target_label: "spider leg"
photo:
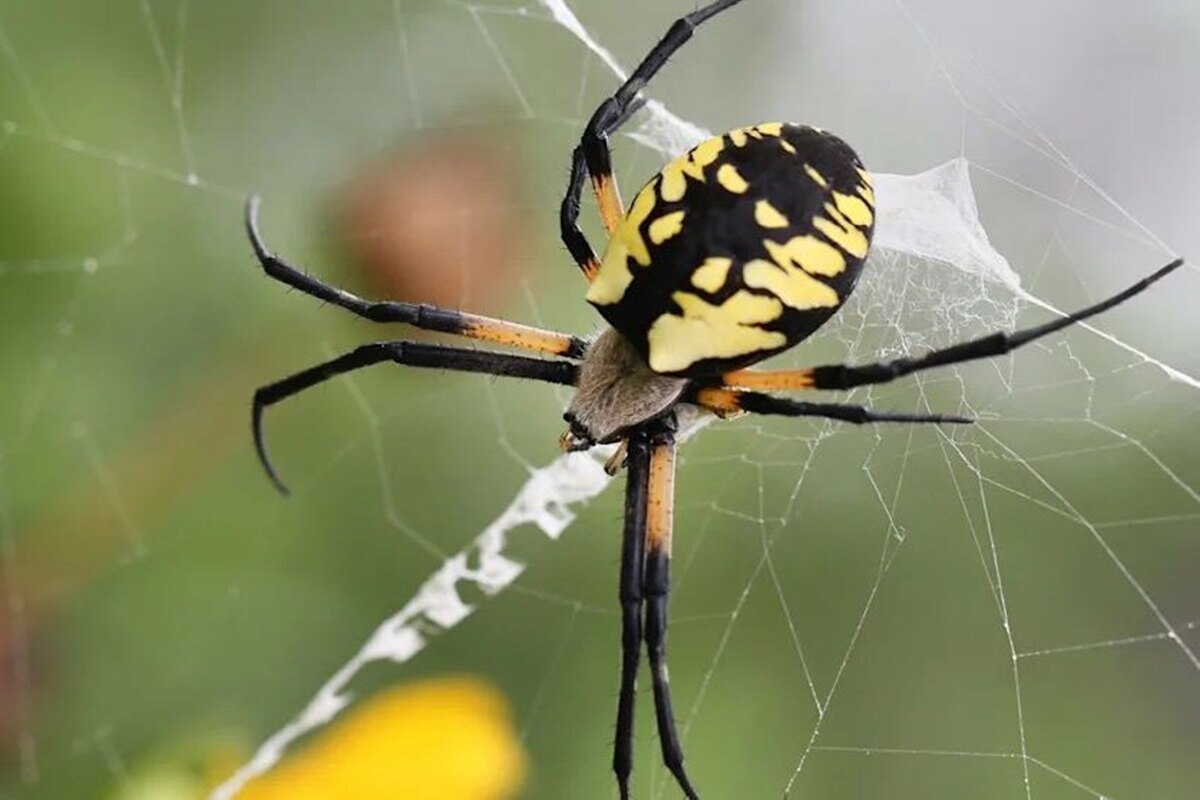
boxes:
[640,416,698,800]
[560,0,749,282]
[247,197,587,359]
[614,427,650,800]
[253,341,576,494]
[559,147,604,282]
[614,415,697,800]
[693,388,973,426]
[604,438,630,475]
[721,257,1185,392]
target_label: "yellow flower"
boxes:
[238,676,526,800]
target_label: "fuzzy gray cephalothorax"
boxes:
[561,328,689,450]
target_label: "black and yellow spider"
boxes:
[248,0,1184,796]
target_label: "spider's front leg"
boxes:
[616,415,697,800]
[614,428,650,798]
[559,0,751,283]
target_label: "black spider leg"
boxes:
[253,341,576,494]
[559,0,749,279]
[247,196,588,359]
[808,258,1185,392]
[615,416,698,800]
[693,388,974,426]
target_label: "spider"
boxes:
[247,0,1184,796]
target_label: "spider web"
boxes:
[1,1,1197,798]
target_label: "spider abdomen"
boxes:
[587,123,874,377]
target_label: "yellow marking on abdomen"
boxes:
[803,164,829,189]
[659,166,689,203]
[856,168,875,204]
[755,200,789,229]
[587,239,634,306]
[692,136,725,167]
[716,163,749,194]
[814,206,870,258]
[659,135,726,202]
[618,184,658,265]
[588,184,658,305]
[743,259,840,310]
[833,191,873,227]
[675,289,782,323]
[691,257,733,293]
[764,235,847,277]
[648,211,686,244]
[647,291,786,373]
[755,122,783,136]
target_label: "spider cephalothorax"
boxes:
[561,328,688,451]
[248,1,1184,797]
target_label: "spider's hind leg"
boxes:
[614,427,650,798]
[641,417,698,799]
[614,416,698,800]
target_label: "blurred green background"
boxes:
[1,0,1198,798]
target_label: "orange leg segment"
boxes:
[591,172,626,235]
[459,316,586,358]
[720,368,815,392]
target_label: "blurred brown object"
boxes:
[341,130,531,312]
